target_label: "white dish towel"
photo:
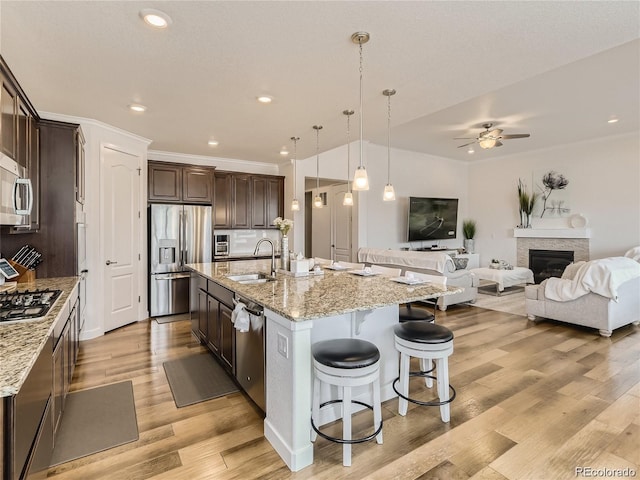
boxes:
[231,301,250,332]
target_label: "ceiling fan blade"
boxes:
[501,133,530,139]
[494,140,504,147]
[488,129,503,137]
[457,141,477,148]
[453,137,476,140]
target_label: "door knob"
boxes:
[106,260,118,265]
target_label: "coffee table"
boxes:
[470,267,534,296]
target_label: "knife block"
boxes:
[8,259,36,285]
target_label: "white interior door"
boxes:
[310,187,331,260]
[331,184,352,262]
[102,146,140,332]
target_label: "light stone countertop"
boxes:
[0,277,79,397]
[186,260,461,321]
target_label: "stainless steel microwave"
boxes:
[0,154,33,226]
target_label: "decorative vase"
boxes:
[280,234,289,270]
[464,238,475,253]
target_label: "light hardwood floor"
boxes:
[47,305,640,479]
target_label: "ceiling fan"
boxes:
[456,123,530,149]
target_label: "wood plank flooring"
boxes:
[47,305,640,479]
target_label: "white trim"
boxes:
[39,111,152,145]
[513,228,591,239]
[148,150,279,175]
[264,420,314,472]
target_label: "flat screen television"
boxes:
[407,197,459,242]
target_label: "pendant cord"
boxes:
[387,94,391,184]
[358,41,364,169]
[347,114,351,193]
[316,128,320,190]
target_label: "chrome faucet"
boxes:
[254,238,276,278]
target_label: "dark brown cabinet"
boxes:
[206,296,220,354]
[214,171,284,229]
[251,176,284,228]
[75,128,85,205]
[219,303,234,371]
[1,120,83,276]
[148,161,213,204]
[0,73,18,161]
[197,288,208,344]
[232,174,251,228]
[213,172,232,228]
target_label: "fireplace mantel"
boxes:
[512,228,591,239]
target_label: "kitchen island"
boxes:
[187,260,460,471]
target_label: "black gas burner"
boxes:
[0,289,62,323]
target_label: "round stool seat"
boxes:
[312,338,380,369]
[399,304,435,323]
[394,322,453,344]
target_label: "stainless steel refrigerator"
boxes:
[149,204,212,317]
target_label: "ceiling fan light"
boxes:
[383,184,396,201]
[343,192,354,206]
[353,166,369,191]
[479,137,497,149]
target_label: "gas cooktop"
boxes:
[0,289,62,323]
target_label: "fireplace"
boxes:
[529,249,574,284]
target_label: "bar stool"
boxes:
[398,271,446,323]
[310,338,383,467]
[393,321,456,422]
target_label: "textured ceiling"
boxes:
[1,1,638,164]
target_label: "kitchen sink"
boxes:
[226,273,275,284]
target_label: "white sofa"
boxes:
[525,253,640,337]
[357,248,478,310]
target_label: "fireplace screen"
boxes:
[529,249,574,284]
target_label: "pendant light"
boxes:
[343,109,355,206]
[382,88,396,201]
[313,125,323,209]
[351,32,370,191]
[290,136,300,211]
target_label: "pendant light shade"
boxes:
[351,32,370,192]
[290,136,300,211]
[343,109,355,206]
[383,88,396,202]
[313,125,323,209]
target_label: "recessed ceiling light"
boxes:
[257,95,273,104]
[280,148,289,155]
[129,103,147,112]
[607,117,619,124]
[139,9,172,29]
[208,140,219,146]
[467,146,475,154]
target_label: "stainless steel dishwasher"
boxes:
[234,295,265,412]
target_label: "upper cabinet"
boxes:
[0,74,18,161]
[75,128,85,205]
[148,161,213,204]
[214,171,283,229]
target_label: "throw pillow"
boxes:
[452,257,469,270]
[561,261,586,280]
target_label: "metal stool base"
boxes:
[311,399,383,444]
[392,370,456,407]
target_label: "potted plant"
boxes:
[462,219,476,253]
[517,179,537,228]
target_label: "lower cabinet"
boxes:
[190,276,235,375]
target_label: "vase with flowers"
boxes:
[273,217,293,270]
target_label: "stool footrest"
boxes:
[311,399,383,445]
[393,373,457,407]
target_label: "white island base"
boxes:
[264,305,400,471]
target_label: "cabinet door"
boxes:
[219,303,234,373]
[183,167,212,204]
[28,119,40,230]
[231,174,251,228]
[17,100,29,169]
[75,128,85,205]
[0,74,17,160]
[250,176,268,228]
[148,163,182,202]
[52,336,65,435]
[266,177,284,226]
[207,296,221,353]
[213,173,232,228]
[197,289,208,343]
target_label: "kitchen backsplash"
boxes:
[217,229,282,255]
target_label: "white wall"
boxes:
[468,132,640,265]
[289,140,470,257]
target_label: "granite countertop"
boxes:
[186,260,461,322]
[0,277,79,397]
